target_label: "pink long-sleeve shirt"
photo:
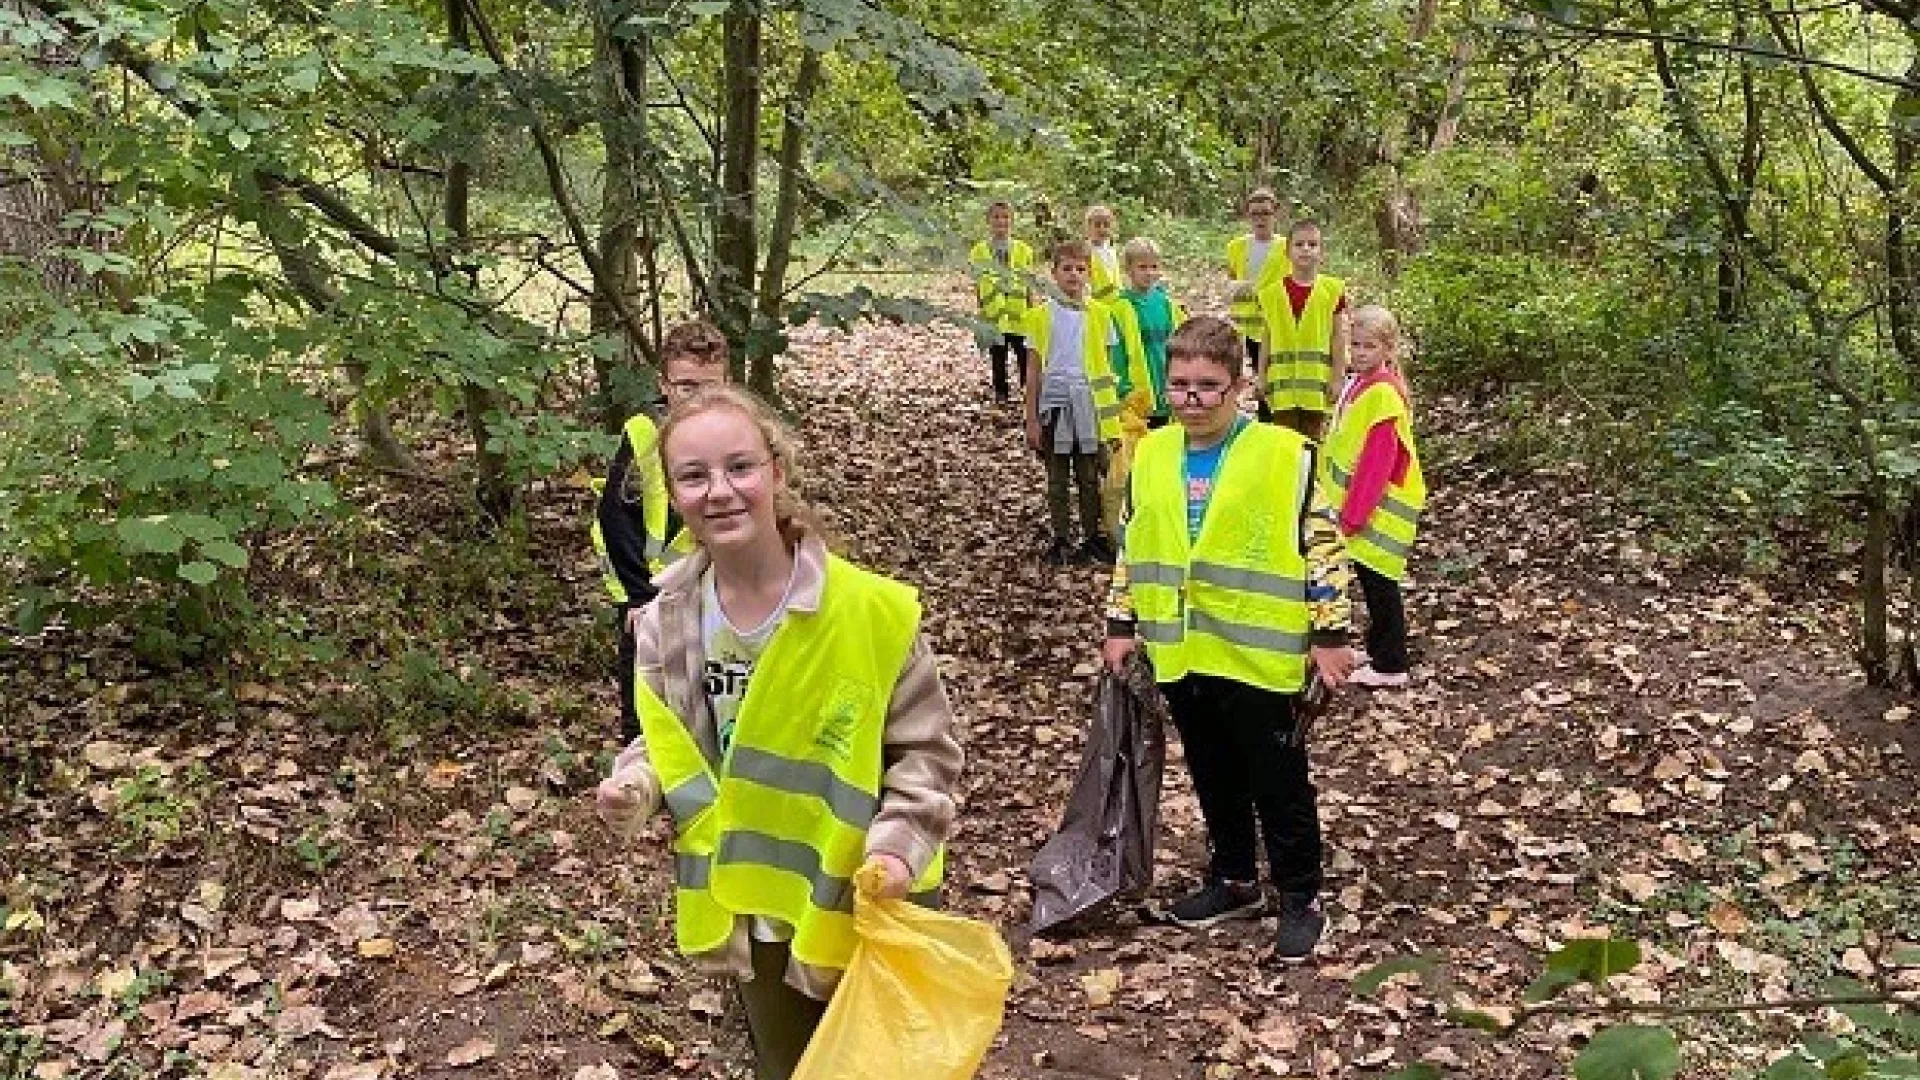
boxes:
[1335,369,1413,537]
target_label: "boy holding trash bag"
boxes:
[596,387,967,1078]
[1100,314,1357,963]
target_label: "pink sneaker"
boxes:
[1348,664,1410,689]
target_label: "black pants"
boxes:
[739,940,829,1080]
[989,333,1029,401]
[1355,562,1409,674]
[1164,674,1322,899]
[615,606,639,743]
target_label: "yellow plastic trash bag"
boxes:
[790,864,1015,1080]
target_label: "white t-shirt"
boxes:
[700,565,796,757]
[1246,238,1273,281]
[700,564,798,944]
[1092,243,1120,285]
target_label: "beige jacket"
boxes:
[609,533,964,998]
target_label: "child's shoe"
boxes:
[1079,534,1117,565]
[1168,878,1266,929]
[1042,538,1075,567]
[1347,664,1410,689]
[1271,894,1327,962]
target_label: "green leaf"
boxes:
[176,561,218,586]
[1522,968,1582,1003]
[1573,1025,1681,1080]
[1762,1053,1824,1080]
[1826,1054,1869,1080]
[1545,937,1643,986]
[1444,1008,1510,1033]
[1354,954,1437,997]
[228,127,251,151]
[1871,1058,1920,1077]
[1381,1065,1442,1080]
[200,539,249,569]
[117,517,184,556]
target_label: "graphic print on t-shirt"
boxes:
[704,627,760,756]
[700,567,791,757]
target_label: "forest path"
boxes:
[4,287,1916,1080]
[777,292,1919,1078]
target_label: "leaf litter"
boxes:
[2,281,1917,1078]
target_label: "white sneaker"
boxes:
[1348,664,1410,689]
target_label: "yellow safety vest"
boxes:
[1258,275,1344,414]
[590,414,685,603]
[1089,245,1122,304]
[1125,423,1314,693]
[1323,378,1426,581]
[635,556,945,972]
[1226,234,1291,341]
[1023,301,1124,443]
[1110,292,1189,416]
[968,239,1036,335]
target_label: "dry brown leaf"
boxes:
[445,1038,496,1067]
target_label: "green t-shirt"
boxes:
[1123,285,1176,414]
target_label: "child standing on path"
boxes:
[968,200,1036,404]
[1024,239,1125,566]
[1257,220,1349,440]
[593,319,730,740]
[1086,205,1124,305]
[1110,237,1187,428]
[1101,315,1356,962]
[596,386,964,1080]
[1226,189,1290,386]
[1324,305,1425,689]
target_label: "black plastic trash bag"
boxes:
[1028,652,1168,934]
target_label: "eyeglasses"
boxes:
[1166,382,1232,405]
[670,458,771,498]
[664,378,722,396]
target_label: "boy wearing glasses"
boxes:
[593,318,731,739]
[1100,315,1356,962]
[1225,189,1290,407]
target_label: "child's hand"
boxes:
[1309,645,1358,689]
[595,771,658,837]
[1103,636,1138,674]
[860,853,914,900]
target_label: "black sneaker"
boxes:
[1168,879,1266,929]
[1079,534,1117,565]
[1043,539,1074,566]
[1272,896,1327,962]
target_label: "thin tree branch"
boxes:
[1504,0,1920,92]
[1764,4,1895,192]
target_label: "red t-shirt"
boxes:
[1283,277,1349,320]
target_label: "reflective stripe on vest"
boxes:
[1125,424,1315,693]
[635,556,946,971]
[1226,235,1291,340]
[1323,380,1427,581]
[970,240,1036,334]
[1023,302,1124,442]
[1258,276,1343,414]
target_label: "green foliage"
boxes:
[1526,937,1643,1003]
[1573,1025,1681,1080]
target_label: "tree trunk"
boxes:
[1888,51,1920,369]
[1719,9,1762,322]
[713,3,762,381]
[593,9,652,431]
[1863,478,1893,686]
[748,45,822,399]
[447,0,514,522]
